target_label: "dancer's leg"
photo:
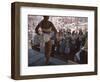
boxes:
[45,40,52,64]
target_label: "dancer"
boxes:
[35,16,57,64]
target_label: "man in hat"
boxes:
[35,16,57,64]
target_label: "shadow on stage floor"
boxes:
[28,48,77,66]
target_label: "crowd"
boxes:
[51,28,87,62]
